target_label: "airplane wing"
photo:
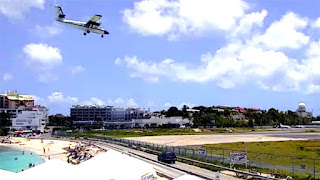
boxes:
[86,15,102,25]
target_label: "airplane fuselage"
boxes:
[56,19,108,35]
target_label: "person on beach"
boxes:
[43,147,46,153]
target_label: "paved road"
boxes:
[89,140,239,180]
[125,130,320,146]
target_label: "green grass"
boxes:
[202,140,320,173]
[70,128,269,138]
[304,130,320,133]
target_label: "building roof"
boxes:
[187,109,200,112]
[1,93,33,101]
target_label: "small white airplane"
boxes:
[55,6,109,38]
[279,123,291,129]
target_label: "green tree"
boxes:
[166,106,182,117]
[0,112,11,135]
[160,110,166,116]
[48,115,73,127]
[181,105,189,118]
[223,109,231,117]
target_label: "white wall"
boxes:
[12,110,48,132]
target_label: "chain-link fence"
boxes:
[194,146,320,180]
[94,136,319,179]
[57,133,320,180]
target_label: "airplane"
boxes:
[55,6,109,38]
[279,123,291,129]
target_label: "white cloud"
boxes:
[114,58,122,65]
[306,84,320,94]
[164,102,172,107]
[115,42,311,92]
[312,17,320,28]
[231,10,267,37]
[23,43,62,82]
[118,2,320,94]
[34,23,62,37]
[2,73,13,81]
[114,98,125,104]
[306,40,320,58]
[179,102,196,108]
[253,12,309,50]
[71,65,85,75]
[107,98,138,107]
[30,94,46,106]
[126,98,138,107]
[48,92,78,104]
[24,43,62,69]
[83,97,105,106]
[123,0,249,39]
[303,40,320,89]
[164,102,196,109]
[0,0,45,21]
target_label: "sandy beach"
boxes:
[0,137,78,161]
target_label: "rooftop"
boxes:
[1,90,33,101]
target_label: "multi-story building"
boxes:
[70,105,151,121]
[132,116,190,128]
[11,107,48,132]
[0,90,48,132]
[0,90,34,109]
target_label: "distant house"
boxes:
[132,116,191,128]
[309,121,320,125]
[231,114,248,122]
[186,109,200,116]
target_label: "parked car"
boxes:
[157,152,177,164]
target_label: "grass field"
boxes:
[202,140,320,177]
[203,140,320,159]
[71,128,273,138]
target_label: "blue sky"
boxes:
[0,0,319,115]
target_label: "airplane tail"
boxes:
[55,6,65,20]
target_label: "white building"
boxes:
[11,107,48,132]
[296,102,312,118]
[132,116,190,128]
[186,109,200,117]
[71,105,151,121]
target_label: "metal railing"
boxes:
[55,135,287,179]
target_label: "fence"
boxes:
[97,136,320,179]
[58,133,320,180]
[194,146,320,180]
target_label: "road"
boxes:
[124,130,320,146]
[84,139,239,180]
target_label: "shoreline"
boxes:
[0,138,77,162]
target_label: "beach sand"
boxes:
[0,137,78,161]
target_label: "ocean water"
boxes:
[0,146,45,172]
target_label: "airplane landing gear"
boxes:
[101,35,104,38]
[83,32,87,35]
